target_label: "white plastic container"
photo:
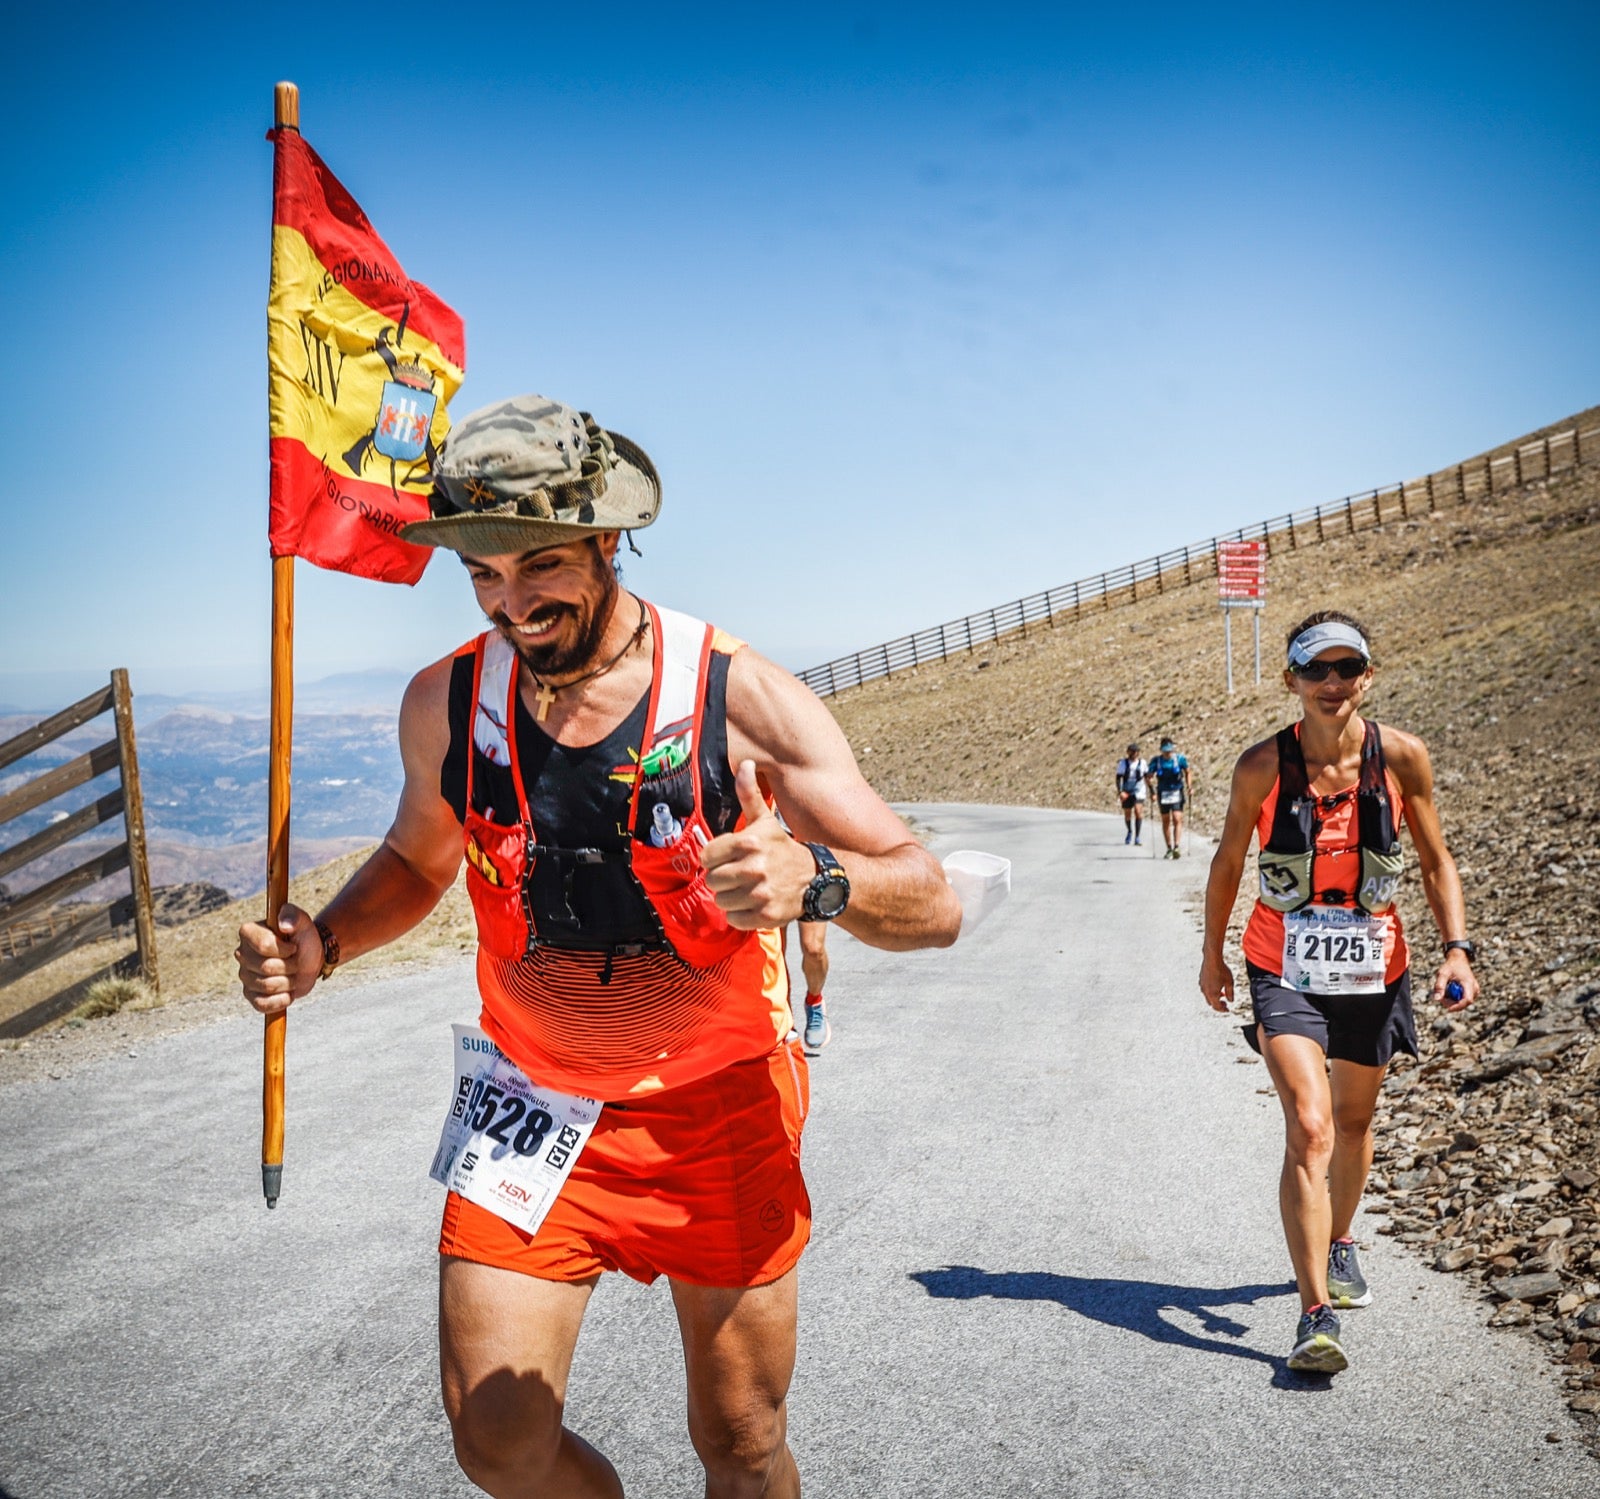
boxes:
[943,850,1012,937]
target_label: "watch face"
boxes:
[815,880,848,918]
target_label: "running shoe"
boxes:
[1125,829,1133,845]
[1327,1237,1372,1308]
[1287,1304,1348,1374]
[1133,834,1142,845]
[803,998,831,1054]
[1172,846,1181,859]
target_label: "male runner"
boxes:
[237,394,962,1498]
[1114,742,1147,845]
[1147,737,1191,858]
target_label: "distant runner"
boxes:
[237,394,961,1498]
[1147,737,1191,859]
[1114,743,1148,846]
[1198,610,1477,1376]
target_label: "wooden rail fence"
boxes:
[798,422,1598,698]
[0,669,160,1037]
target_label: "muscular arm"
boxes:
[1382,725,1476,1011]
[1199,738,1276,1009]
[237,657,466,1013]
[704,648,961,950]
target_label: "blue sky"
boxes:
[2,1,1596,711]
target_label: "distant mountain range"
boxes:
[0,671,411,898]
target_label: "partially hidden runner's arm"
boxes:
[237,658,466,1015]
[1199,739,1277,1012]
[1380,725,1477,1013]
[702,647,962,950]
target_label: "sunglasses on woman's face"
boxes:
[1291,656,1369,682]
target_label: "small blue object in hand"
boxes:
[1445,980,1464,1002]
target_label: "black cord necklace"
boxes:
[528,596,649,722]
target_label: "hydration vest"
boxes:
[461,603,755,974]
[1256,721,1404,915]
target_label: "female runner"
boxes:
[1199,609,1478,1374]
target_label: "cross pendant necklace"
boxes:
[527,598,650,724]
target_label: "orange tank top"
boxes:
[1242,745,1410,984]
[456,604,792,1099]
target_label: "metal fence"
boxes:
[798,423,1598,698]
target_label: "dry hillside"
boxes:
[828,405,1600,1415]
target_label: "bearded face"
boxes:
[483,538,621,679]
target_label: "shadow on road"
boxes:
[909,1265,1334,1389]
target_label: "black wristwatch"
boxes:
[800,843,851,922]
[1443,938,1477,963]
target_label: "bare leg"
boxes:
[671,1268,801,1499]
[1328,1058,1387,1239]
[799,939,828,999]
[439,1257,623,1498]
[1259,1033,1335,1310]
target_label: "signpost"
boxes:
[1217,540,1266,693]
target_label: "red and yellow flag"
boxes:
[267,127,466,584]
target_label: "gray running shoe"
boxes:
[1327,1238,1372,1308]
[803,998,830,1054]
[1288,1304,1348,1374]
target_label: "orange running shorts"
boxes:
[439,1037,811,1288]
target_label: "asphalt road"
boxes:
[0,805,1592,1498]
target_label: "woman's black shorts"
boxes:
[1242,961,1418,1068]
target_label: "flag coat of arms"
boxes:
[267,127,466,584]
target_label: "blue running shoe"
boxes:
[803,997,830,1054]
[1288,1304,1348,1374]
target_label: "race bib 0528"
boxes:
[430,1025,602,1236]
[1281,906,1388,994]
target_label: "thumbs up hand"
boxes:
[701,760,816,928]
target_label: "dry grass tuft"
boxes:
[76,976,160,1020]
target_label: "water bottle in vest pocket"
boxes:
[629,826,747,969]
[463,808,532,961]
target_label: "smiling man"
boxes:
[237,393,961,1499]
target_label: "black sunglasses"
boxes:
[1291,657,1369,682]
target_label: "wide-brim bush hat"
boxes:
[401,393,661,554]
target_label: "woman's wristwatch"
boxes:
[1442,938,1477,963]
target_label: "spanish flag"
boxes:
[267,127,466,584]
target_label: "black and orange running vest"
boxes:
[1255,720,1405,915]
[447,602,790,1099]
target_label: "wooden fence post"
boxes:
[110,670,159,994]
[1513,446,1523,486]
[1426,472,1436,513]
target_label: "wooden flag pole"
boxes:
[262,79,300,1209]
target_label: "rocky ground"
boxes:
[827,405,1600,1430]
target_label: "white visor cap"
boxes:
[1287,621,1370,668]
